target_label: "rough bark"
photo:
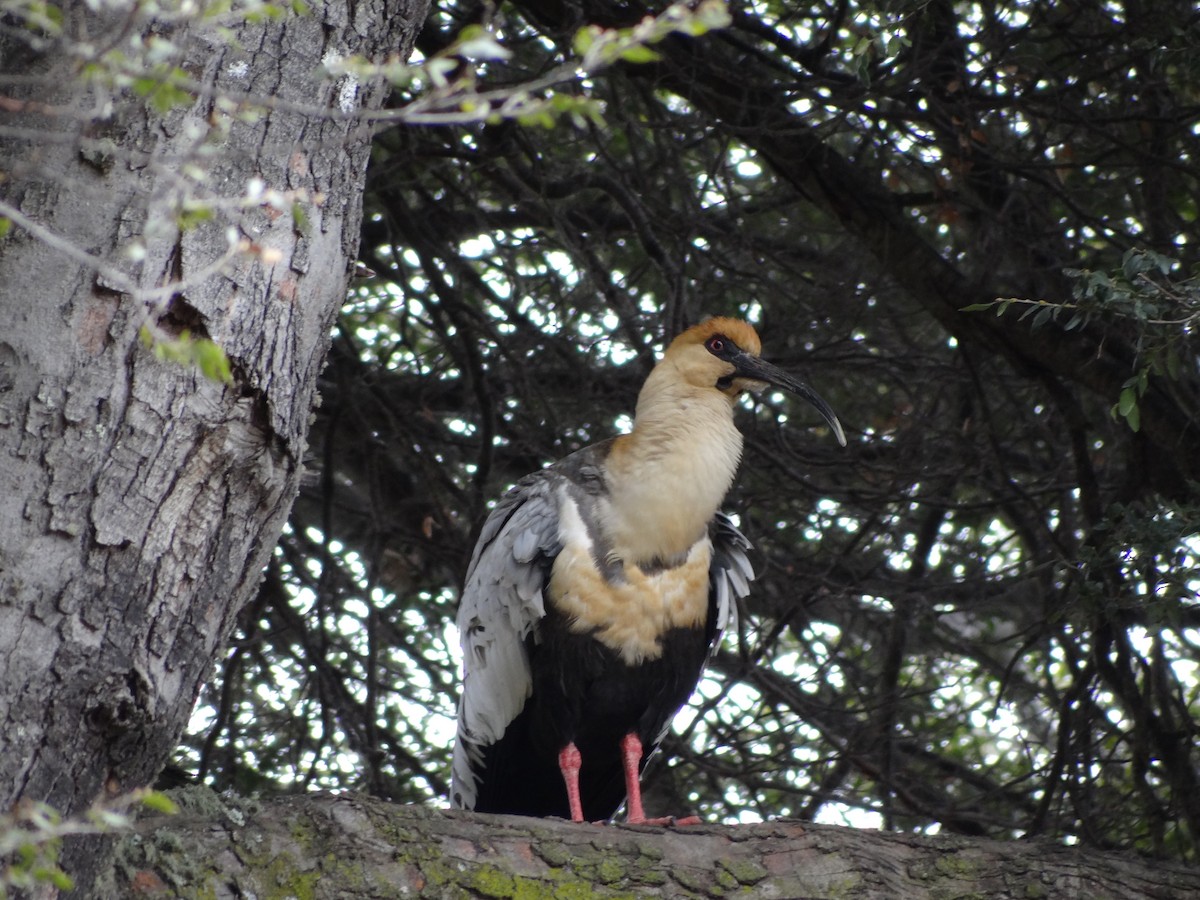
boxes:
[0,2,428,893]
[109,790,1200,898]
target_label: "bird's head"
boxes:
[665,317,847,446]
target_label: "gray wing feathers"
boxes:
[451,474,562,810]
[710,511,753,637]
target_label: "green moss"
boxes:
[258,853,320,900]
[716,857,768,885]
[465,864,518,898]
[218,827,324,900]
[513,880,561,900]
[116,798,696,899]
[424,859,646,900]
[410,853,460,890]
[933,853,981,878]
[161,784,260,824]
[288,819,318,856]
[714,866,740,890]
[323,852,373,894]
[595,857,627,884]
[636,844,664,862]
[584,848,673,891]
[631,865,667,886]
[549,882,612,900]
[823,875,866,899]
[536,842,573,867]
[671,865,717,894]
[104,825,220,899]
[544,885,584,900]
[365,809,431,854]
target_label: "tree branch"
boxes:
[114,790,1200,898]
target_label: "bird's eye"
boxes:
[706,336,726,355]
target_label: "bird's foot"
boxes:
[625,813,702,826]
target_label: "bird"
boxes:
[451,317,845,824]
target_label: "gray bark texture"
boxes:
[107,790,1200,899]
[0,2,428,893]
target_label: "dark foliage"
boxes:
[176,0,1200,860]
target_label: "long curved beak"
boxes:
[732,350,847,447]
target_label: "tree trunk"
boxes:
[0,2,427,893]
[110,791,1200,898]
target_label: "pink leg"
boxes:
[620,732,701,826]
[558,743,584,822]
[620,733,648,824]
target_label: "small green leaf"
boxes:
[0,217,11,239]
[1121,248,1147,280]
[1110,393,1141,432]
[195,339,234,384]
[202,0,233,19]
[41,868,74,890]
[573,25,599,57]
[456,25,511,61]
[177,204,214,231]
[960,302,996,312]
[1117,386,1137,417]
[619,45,661,64]
[139,791,180,815]
[133,69,195,113]
[517,108,558,129]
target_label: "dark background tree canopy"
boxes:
[174,0,1200,861]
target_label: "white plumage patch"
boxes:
[550,488,711,666]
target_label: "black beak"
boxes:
[730,350,847,447]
